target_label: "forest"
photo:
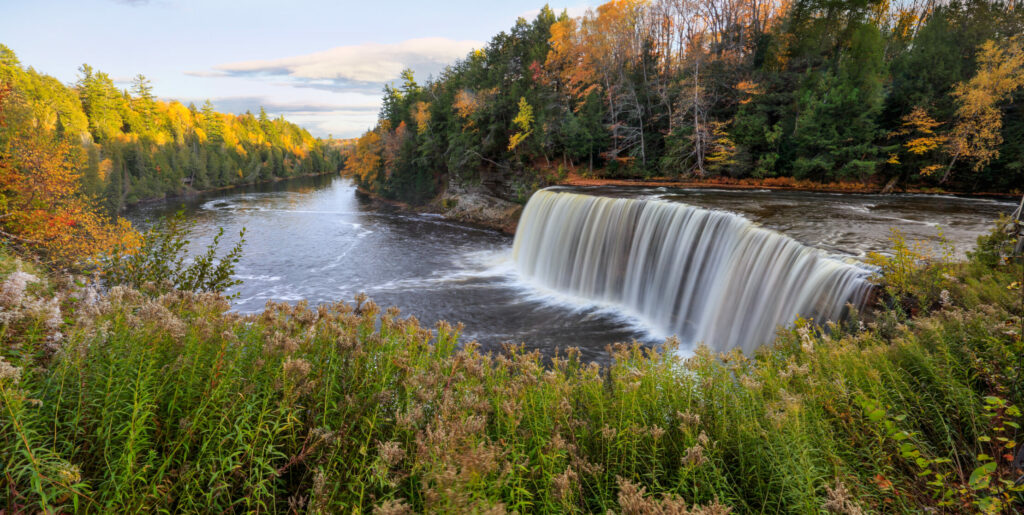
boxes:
[0,45,345,215]
[346,0,1024,204]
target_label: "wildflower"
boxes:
[677,411,701,427]
[683,444,707,467]
[139,300,185,337]
[0,356,22,384]
[396,405,423,430]
[378,440,405,467]
[552,466,579,503]
[697,430,710,447]
[616,478,649,515]
[649,425,665,440]
[283,357,311,380]
[798,325,815,353]
[601,425,617,440]
[740,374,762,390]
[823,480,863,515]
[55,462,81,484]
[0,271,38,307]
[939,289,951,306]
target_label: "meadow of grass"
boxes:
[1,226,1023,513]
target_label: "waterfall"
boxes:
[512,189,873,354]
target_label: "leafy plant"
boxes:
[867,228,956,314]
[103,210,245,298]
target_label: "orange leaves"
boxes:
[344,127,383,186]
[546,17,600,99]
[0,99,139,265]
[454,90,482,122]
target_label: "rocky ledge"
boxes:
[431,182,523,234]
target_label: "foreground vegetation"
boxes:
[1,221,1022,512]
[348,0,1024,205]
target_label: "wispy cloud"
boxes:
[195,96,377,115]
[191,38,482,93]
[164,96,381,138]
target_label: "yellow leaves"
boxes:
[706,120,738,171]
[948,36,1024,174]
[890,106,949,176]
[508,97,534,152]
[906,137,943,155]
[412,101,431,135]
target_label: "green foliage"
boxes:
[103,211,245,298]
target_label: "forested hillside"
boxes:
[347,0,1024,204]
[0,45,345,214]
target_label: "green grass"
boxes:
[1,234,1023,513]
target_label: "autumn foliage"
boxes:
[0,82,139,265]
[348,0,1024,204]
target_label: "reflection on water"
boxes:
[128,175,1015,360]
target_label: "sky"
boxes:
[1,0,593,138]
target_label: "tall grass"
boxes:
[0,229,1022,513]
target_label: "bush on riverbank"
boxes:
[1,226,1023,513]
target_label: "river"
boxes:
[128,175,1016,360]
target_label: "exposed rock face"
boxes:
[433,181,522,234]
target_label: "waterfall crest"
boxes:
[512,189,873,353]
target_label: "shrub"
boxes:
[103,210,245,298]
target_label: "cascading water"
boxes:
[512,189,874,354]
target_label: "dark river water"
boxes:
[128,175,1016,360]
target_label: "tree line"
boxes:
[0,45,346,264]
[347,0,1024,204]
[0,45,345,215]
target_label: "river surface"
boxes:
[128,175,1016,360]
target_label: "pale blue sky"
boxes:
[1,0,592,137]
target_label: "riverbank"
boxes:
[2,222,1022,513]
[357,171,1020,240]
[121,170,341,211]
[560,172,1023,199]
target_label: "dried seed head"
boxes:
[683,444,707,467]
[283,357,312,380]
[0,356,22,384]
[378,440,406,467]
[823,480,863,515]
